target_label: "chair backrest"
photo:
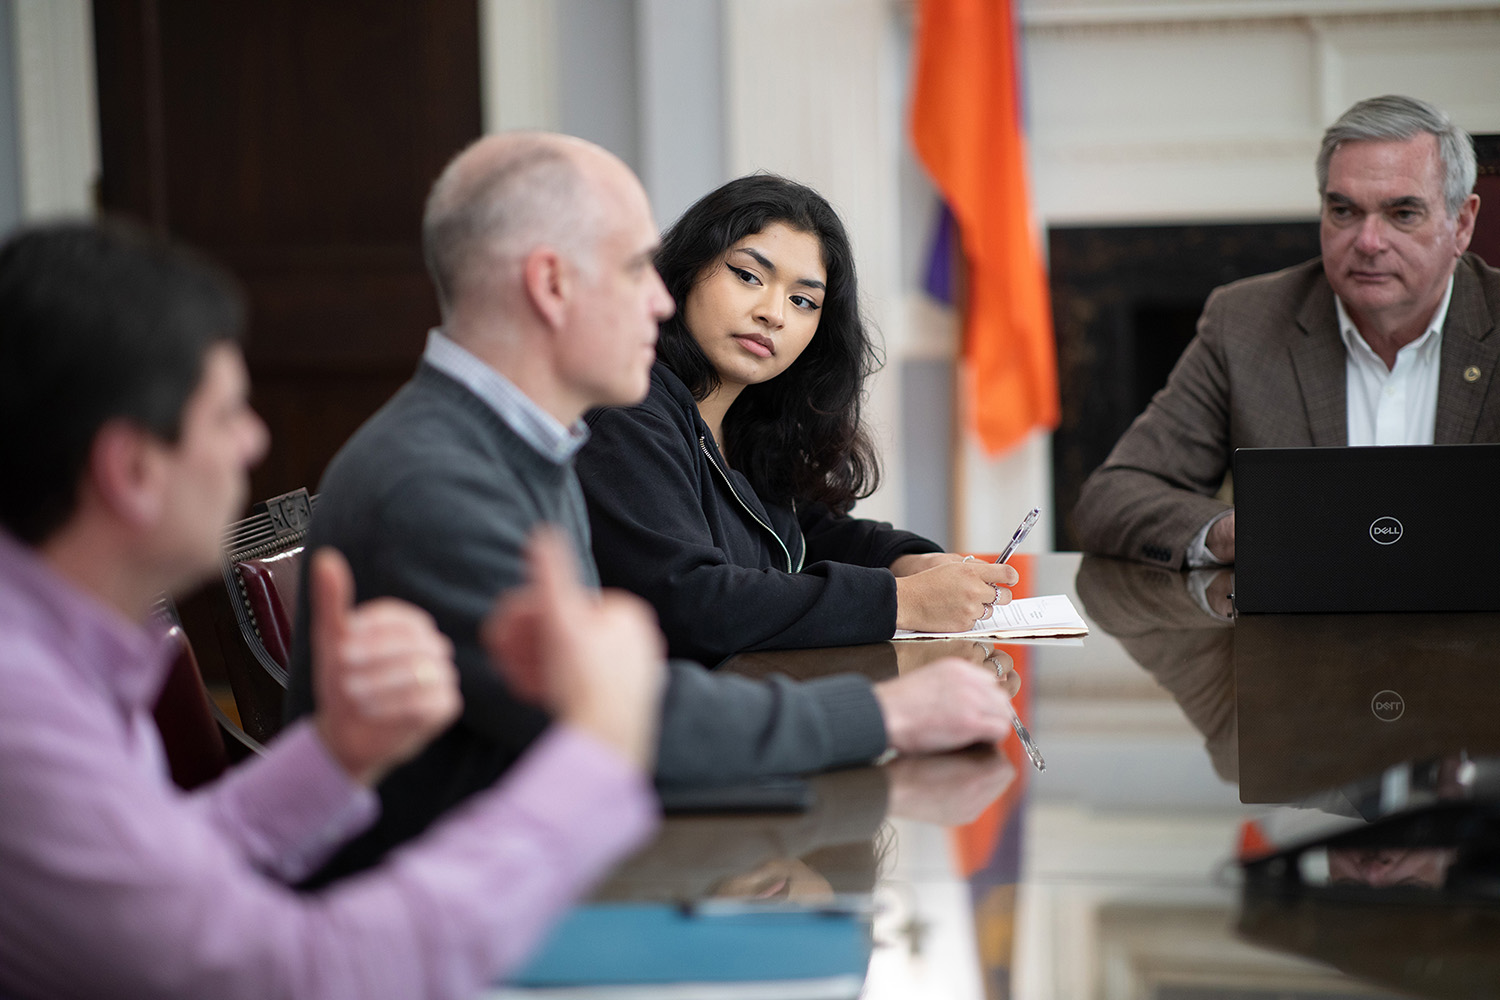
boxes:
[198,488,316,743]
[152,623,232,790]
[1474,134,1500,269]
[149,595,265,788]
[234,547,304,671]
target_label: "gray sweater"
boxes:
[286,364,886,879]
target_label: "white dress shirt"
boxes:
[1337,275,1452,447]
[1187,275,1454,568]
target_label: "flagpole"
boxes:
[950,358,968,553]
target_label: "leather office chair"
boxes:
[1473,134,1500,268]
[149,601,263,789]
[179,488,316,744]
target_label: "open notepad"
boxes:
[892,594,1089,641]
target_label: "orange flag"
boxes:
[910,0,1059,454]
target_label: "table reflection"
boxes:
[1235,608,1500,801]
[1074,555,1237,782]
[597,747,1015,906]
[529,553,1500,999]
[1077,554,1500,998]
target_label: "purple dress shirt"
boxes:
[0,529,657,1000]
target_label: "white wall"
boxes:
[26,0,1500,549]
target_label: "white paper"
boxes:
[891,594,1089,641]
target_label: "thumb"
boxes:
[310,547,355,682]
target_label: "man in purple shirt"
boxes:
[0,222,665,998]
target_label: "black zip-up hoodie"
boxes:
[579,363,941,665]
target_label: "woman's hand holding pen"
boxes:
[892,559,1018,632]
[888,552,965,576]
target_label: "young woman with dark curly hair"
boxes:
[576,174,1017,664]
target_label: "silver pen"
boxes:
[996,507,1041,564]
[992,507,1045,771]
[988,653,1045,772]
[968,507,1040,627]
[1010,713,1046,772]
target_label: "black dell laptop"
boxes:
[1233,443,1500,613]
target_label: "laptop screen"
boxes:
[1233,443,1500,613]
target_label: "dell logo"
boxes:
[1371,689,1405,722]
[1369,516,1403,545]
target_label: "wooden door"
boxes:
[93,0,482,500]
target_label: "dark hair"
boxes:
[655,174,882,513]
[0,220,245,544]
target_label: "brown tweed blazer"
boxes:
[1072,556,1237,780]
[1071,253,1500,567]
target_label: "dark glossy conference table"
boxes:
[495,553,1500,999]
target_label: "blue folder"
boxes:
[509,901,872,988]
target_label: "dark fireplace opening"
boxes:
[1048,220,1322,550]
[1131,301,1201,405]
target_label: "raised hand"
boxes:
[310,547,461,787]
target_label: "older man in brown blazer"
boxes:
[1073,95,1500,568]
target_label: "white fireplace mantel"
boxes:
[1020,0,1500,225]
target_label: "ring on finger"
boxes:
[962,554,976,563]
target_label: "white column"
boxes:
[724,0,906,524]
[13,0,97,219]
[479,0,560,133]
[637,0,725,230]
